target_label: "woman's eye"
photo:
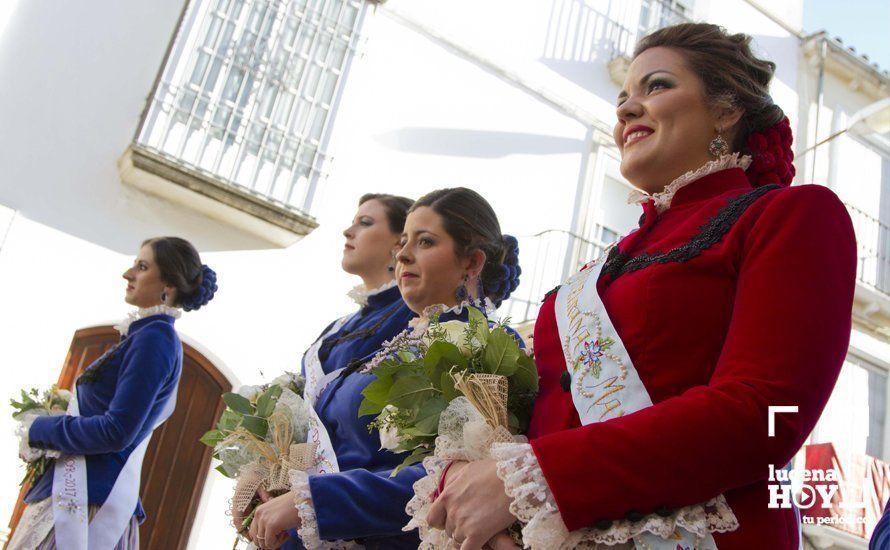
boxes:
[399,239,408,247]
[420,238,434,247]
[360,219,373,227]
[648,79,670,92]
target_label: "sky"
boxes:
[803,0,890,73]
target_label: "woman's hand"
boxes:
[230,493,252,534]
[428,459,516,550]
[248,489,300,549]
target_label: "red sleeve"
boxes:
[529,185,857,530]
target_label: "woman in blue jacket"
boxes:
[247,188,521,550]
[10,236,217,550]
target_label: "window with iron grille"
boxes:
[134,0,370,219]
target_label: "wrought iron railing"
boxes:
[845,203,890,296]
[499,229,610,324]
[609,0,692,60]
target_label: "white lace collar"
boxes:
[115,305,182,336]
[347,279,398,307]
[628,153,752,214]
[408,298,496,331]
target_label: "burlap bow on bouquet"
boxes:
[200,372,316,535]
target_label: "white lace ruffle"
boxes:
[628,153,753,214]
[17,413,60,463]
[114,305,182,335]
[403,456,461,549]
[6,497,54,550]
[347,280,398,307]
[288,470,360,550]
[490,442,739,548]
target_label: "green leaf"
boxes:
[423,341,467,383]
[481,329,520,376]
[240,415,269,438]
[387,375,439,409]
[217,409,242,432]
[357,398,384,417]
[199,429,224,448]
[391,448,430,477]
[413,397,447,434]
[440,371,460,402]
[255,385,282,418]
[468,307,489,344]
[222,392,255,415]
[514,351,540,392]
[215,464,236,478]
[362,377,395,406]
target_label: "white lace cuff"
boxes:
[17,414,59,463]
[403,456,457,549]
[288,470,360,550]
[490,442,739,548]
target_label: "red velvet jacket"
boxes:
[527,168,857,548]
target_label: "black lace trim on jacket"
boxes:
[601,184,780,279]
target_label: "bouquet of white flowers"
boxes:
[10,385,72,486]
[200,372,315,535]
[359,308,538,474]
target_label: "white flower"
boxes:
[55,389,73,402]
[236,385,262,402]
[378,405,404,451]
[273,373,294,388]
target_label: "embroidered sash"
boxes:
[303,314,355,474]
[52,352,180,550]
[554,256,719,550]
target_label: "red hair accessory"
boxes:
[745,116,795,188]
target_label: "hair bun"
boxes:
[745,116,795,188]
[484,235,521,308]
[183,265,218,311]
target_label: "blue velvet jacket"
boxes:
[289,294,522,549]
[25,313,183,523]
[284,283,416,549]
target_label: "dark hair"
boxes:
[410,188,520,307]
[359,193,413,233]
[634,23,784,155]
[142,237,217,311]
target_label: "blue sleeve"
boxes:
[872,503,890,549]
[29,325,178,455]
[308,463,426,541]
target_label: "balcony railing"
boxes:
[500,229,611,324]
[846,203,890,296]
[609,0,692,61]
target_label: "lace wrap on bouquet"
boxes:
[490,443,739,549]
[231,442,318,514]
[404,374,526,550]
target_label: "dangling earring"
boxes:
[160,290,168,304]
[387,252,396,273]
[454,274,469,303]
[709,126,729,157]
[475,276,486,307]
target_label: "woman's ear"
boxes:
[164,284,178,305]
[464,249,487,278]
[717,107,745,141]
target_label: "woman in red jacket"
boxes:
[427,23,857,549]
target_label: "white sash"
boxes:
[303,314,355,474]
[554,257,719,550]
[51,353,180,550]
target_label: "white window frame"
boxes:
[124,0,372,245]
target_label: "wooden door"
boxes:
[5,325,230,549]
